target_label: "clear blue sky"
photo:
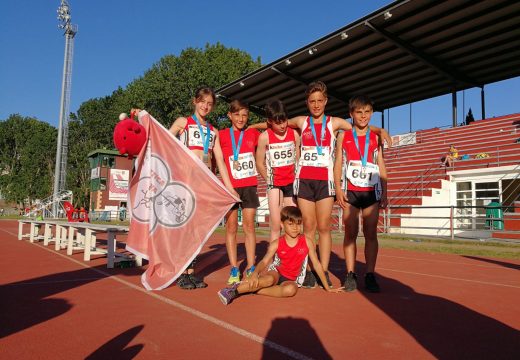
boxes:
[1,0,519,136]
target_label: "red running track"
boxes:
[1,219,519,359]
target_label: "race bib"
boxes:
[300,146,330,167]
[346,160,379,187]
[268,142,295,168]
[187,125,215,149]
[229,152,258,179]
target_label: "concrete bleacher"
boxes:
[383,113,520,231]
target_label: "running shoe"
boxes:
[245,265,256,278]
[188,273,208,289]
[177,273,196,290]
[227,266,241,285]
[364,272,380,293]
[344,271,358,292]
[217,283,239,305]
[302,270,317,289]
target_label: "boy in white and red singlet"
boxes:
[250,81,392,289]
[217,206,342,305]
[334,95,388,293]
[213,100,260,285]
[256,100,300,243]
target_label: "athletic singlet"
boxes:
[266,128,296,187]
[342,129,380,191]
[275,234,309,281]
[219,128,260,188]
[179,116,216,152]
[296,116,335,181]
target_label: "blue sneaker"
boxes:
[218,283,239,305]
[246,265,256,278]
[227,266,240,285]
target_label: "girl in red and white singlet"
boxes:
[134,86,221,290]
[256,100,300,243]
[213,99,260,285]
[170,87,220,173]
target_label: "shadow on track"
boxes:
[85,325,144,360]
[262,316,332,360]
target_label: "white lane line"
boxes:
[379,254,520,269]
[3,229,313,360]
[378,267,520,289]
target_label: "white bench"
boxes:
[18,220,142,268]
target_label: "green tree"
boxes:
[126,42,262,128]
[0,115,56,204]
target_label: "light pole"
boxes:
[52,1,77,217]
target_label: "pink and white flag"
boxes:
[126,111,238,290]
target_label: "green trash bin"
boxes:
[485,202,504,230]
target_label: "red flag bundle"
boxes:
[126,111,238,290]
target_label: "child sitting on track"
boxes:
[217,206,342,305]
[255,100,300,242]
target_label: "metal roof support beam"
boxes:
[481,85,486,120]
[270,66,350,107]
[452,91,457,127]
[364,21,479,88]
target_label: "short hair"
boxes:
[349,95,374,112]
[281,206,302,223]
[194,86,216,103]
[306,81,328,99]
[228,99,249,113]
[265,100,288,124]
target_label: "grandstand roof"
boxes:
[216,0,520,118]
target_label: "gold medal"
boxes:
[233,160,239,170]
[203,153,209,164]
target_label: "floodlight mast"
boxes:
[52,0,77,217]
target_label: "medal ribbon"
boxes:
[229,128,244,161]
[309,115,327,155]
[352,128,371,168]
[192,114,211,154]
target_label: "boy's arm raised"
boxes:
[332,117,392,147]
[306,237,344,292]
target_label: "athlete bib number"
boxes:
[346,161,379,187]
[187,125,214,148]
[300,146,330,167]
[268,142,295,168]
[229,152,258,179]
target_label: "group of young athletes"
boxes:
[135,80,390,305]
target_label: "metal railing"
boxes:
[380,204,519,240]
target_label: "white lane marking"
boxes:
[379,254,520,270]
[1,228,313,360]
[378,267,520,289]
